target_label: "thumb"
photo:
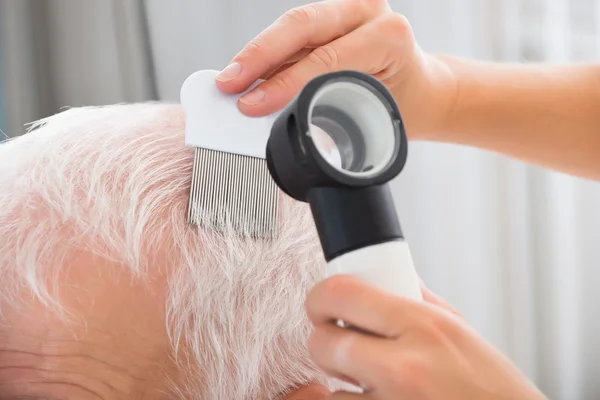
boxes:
[280,383,331,400]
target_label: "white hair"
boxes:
[0,103,348,399]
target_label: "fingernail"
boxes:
[240,89,265,105]
[216,62,242,82]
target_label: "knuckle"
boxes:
[241,39,264,58]
[356,0,389,13]
[308,45,340,70]
[270,72,299,92]
[283,4,319,26]
[320,275,358,300]
[380,12,413,38]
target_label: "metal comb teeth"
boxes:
[187,147,279,238]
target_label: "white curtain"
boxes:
[146,1,600,399]
[0,0,156,138]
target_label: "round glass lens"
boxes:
[307,80,398,179]
[309,106,367,173]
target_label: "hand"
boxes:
[278,280,461,400]
[301,275,547,400]
[215,0,458,139]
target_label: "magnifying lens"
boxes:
[266,70,422,301]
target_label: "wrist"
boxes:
[392,51,460,141]
[420,53,462,141]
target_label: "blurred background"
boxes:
[1,0,599,398]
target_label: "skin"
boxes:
[279,282,468,400]
[213,0,599,396]
[0,251,182,399]
[299,276,546,400]
[215,0,600,181]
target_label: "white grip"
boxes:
[326,241,422,301]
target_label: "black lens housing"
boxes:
[266,71,409,261]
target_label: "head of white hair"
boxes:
[0,103,351,399]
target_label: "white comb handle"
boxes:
[180,69,281,159]
[327,240,423,301]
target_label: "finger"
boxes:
[238,13,407,116]
[306,275,423,338]
[279,383,331,399]
[260,47,315,80]
[216,0,388,93]
[261,63,292,81]
[308,323,395,392]
[419,281,463,319]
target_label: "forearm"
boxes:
[431,56,600,180]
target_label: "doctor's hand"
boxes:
[302,275,547,400]
[215,0,457,139]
